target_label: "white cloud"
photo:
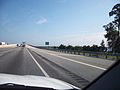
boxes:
[36,17,48,24]
[51,31,107,46]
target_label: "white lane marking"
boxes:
[26,49,50,77]
[37,50,107,71]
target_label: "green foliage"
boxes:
[82,45,91,51]
[58,44,66,49]
[100,40,106,52]
[58,44,102,52]
[66,45,73,50]
[109,3,120,31]
[74,46,82,51]
[103,3,120,53]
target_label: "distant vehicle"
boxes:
[21,44,25,47]
[21,42,26,47]
[17,44,19,47]
[0,42,6,45]
[17,44,21,47]
[20,44,25,47]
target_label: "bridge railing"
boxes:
[45,48,120,60]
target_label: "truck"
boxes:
[21,42,26,47]
[0,42,6,45]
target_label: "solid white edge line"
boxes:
[54,55,106,70]
[40,51,107,71]
[26,48,50,77]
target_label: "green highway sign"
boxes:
[45,42,49,45]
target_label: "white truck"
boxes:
[0,42,6,45]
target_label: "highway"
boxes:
[0,45,115,88]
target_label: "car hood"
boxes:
[0,73,79,90]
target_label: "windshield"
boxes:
[0,0,120,89]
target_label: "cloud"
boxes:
[52,31,107,46]
[36,17,48,24]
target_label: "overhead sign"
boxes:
[45,42,49,45]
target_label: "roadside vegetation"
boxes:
[103,3,120,53]
[52,3,120,60]
[36,3,120,60]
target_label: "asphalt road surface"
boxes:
[0,45,115,88]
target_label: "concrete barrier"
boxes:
[0,44,17,48]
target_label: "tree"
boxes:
[74,46,82,51]
[66,45,73,50]
[109,3,120,32]
[91,45,99,52]
[103,3,120,53]
[100,40,105,52]
[82,45,92,51]
[100,40,105,47]
[58,44,66,49]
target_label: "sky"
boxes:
[0,0,119,46]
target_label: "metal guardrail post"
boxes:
[74,51,75,54]
[50,49,120,60]
[105,53,107,59]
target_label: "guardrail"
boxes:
[43,48,120,60]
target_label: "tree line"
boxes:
[54,40,106,52]
[54,3,120,53]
